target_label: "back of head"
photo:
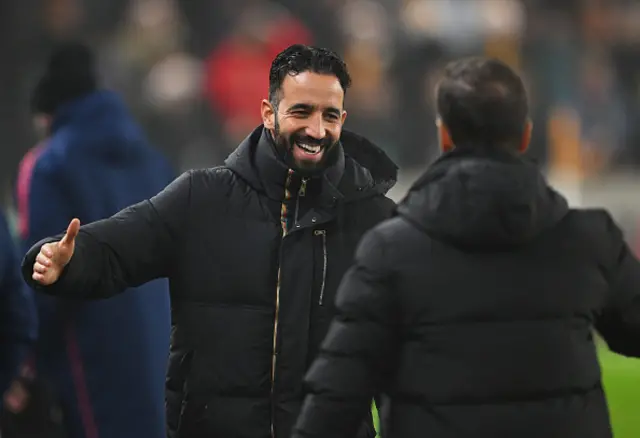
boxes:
[31,42,98,115]
[397,57,569,247]
[436,57,529,151]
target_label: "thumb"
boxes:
[59,218,81,246]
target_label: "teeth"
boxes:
[297,143,321,154]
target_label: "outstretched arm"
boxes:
[22,171,193,300]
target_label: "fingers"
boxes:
[32,271,46,283]
[41,243,54,258]
[60,218,81,246]
[32,244,55,283]
[32,256,50,282]
[33,262,48,274]
[36,251,52,268]
[32,265,53,283]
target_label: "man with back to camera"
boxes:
[293,57,640,438]
[22,44,397,438]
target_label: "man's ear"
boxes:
[519,119,533,153]
[261,99,275,130]
[437,118,454,152]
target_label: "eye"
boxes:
[325,113,340,121]
[291,111,309,118]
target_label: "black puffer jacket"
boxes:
[294,147,640,438]
[22,126,397,438]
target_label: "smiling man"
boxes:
[22,44,397,438]
[266,66,347,172]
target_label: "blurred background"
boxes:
[1,0,639,435]
[4,0,640,223]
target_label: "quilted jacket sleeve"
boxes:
[22,171,192,300]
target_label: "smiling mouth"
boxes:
[296,142,323,155]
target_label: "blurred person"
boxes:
[0,0,46,188]
[0,210,36,407]
[293,57,640,438]
[392,41,447,168]
[2,366,67,438]
[204,3,312,149]
[341,40,396,163]
[22,44,397,438]
[576,53,626,174]
[16,42,174,438]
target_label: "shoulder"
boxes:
[17,143,69,196]
[369,215,424,247]
[562,208,621,244]
[372,195,397,215]
[190,166,246,193]
[346,193,396,221]
[561,207,625,261]
[356,215,425,268]
[27,131,78,178]
[564,207,616,227]
[186,166,255,207]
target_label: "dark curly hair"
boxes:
[268,44,351,108]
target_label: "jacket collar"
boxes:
[226,126,345,205]
[224,125,398,205]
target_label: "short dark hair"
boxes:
[269,44,352,107]
[436,57,528,149]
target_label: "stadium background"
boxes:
[0,0,639,435]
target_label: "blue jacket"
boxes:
[17,90,174,438]
[0,210,36,397]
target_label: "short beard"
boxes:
[272,116,289,161]
[271,117,340,176]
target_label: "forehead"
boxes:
[280,71,344,109]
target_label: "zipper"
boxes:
[314,230,328,305]
[294,178,308,224]
[271,169,295,438]
[299,177,308,197]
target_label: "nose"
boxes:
[304,113,326,140]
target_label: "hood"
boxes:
[50,90,150,163]
[397,147,569,248]
[339,129,398,198]
[225,125,397,203]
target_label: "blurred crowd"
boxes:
[2,0,640,198]
[2,1,640,436]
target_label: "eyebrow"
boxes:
[287,103,341,117]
